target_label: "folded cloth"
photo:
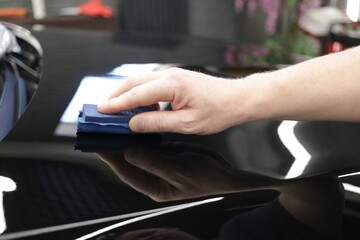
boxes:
[77,104,156,134]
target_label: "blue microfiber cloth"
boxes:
[77,104,156,134]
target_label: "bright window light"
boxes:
[110,63,163,76]
[60,76,126,124]
[60,64,166,124]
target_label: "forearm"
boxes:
[98,48,360,135]
[241,46,360,123]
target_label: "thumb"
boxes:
[129,111,183,133]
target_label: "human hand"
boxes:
[97,68,256,135]
[97,142,251,201]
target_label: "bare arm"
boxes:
[256,45,360,122]
[98,46,360,134]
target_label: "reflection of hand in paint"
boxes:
[115,228,199,240]
[98,142,344,239]
[97,142,279,201]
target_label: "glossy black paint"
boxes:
[0,19,360,240]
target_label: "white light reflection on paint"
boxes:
[0,176,16,234]
[343,183,360,194]
[339,172,360,178]
[75,197,224,240]
[277,121,311,179]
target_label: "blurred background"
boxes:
[1,0,359,68]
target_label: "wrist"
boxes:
[229,72,277,125]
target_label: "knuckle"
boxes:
[151,191,168,202]
[165,67,181,74]
[157,80,175,98]
[151,185,173,202]
[106,98,122,111]
[150,195,167,202]
[170,169,190,186]
[122,78,132,87]
[179,114,200,134]
[152,114,168,132]
[161,68,190,92]
[126,86,140,99]
[166,73,181,84]
[165,68,184,81]
[127,86,145,106]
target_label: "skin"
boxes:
[98,46,360,135]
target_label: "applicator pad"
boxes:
[77,104,155,134]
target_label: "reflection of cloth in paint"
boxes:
[219,198,332,240]
[75,132,162,153]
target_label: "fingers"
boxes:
[160,142,230,166]
[123,147,205,198]
[107,71,169,100]
[97,153,167,199]
[161,142,216,155]
[97,79,177,114]
[124,147,173,182]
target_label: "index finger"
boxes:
[97,153,171,200]
[107,71,164,100]
[108,67,180,99]
[98,78,176,114]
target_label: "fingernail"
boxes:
[130,118,145,132]
[97,102,107,108]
